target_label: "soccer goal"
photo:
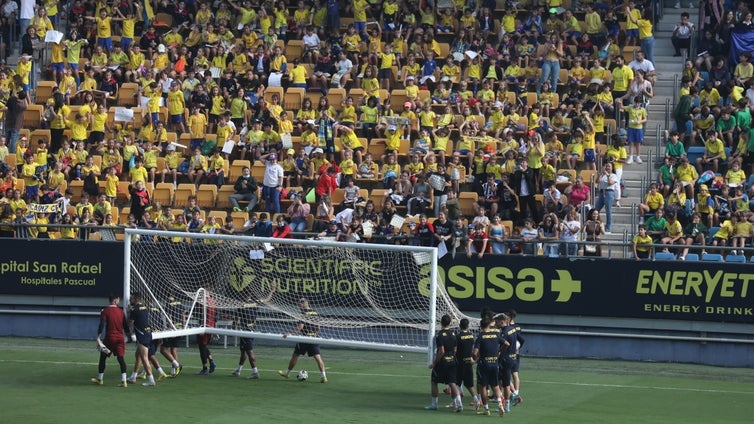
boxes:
[123,228,472,360]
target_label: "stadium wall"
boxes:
[1,239,753,366]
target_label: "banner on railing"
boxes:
[0,239,123,297]
[27,203,62,214]
[439,255,753,323]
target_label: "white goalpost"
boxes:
[123,228,473,363]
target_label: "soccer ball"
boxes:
[296,370,308,381]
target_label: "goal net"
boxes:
[123,228,473,357]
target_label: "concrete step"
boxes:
[654,63,684,74]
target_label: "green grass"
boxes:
[1,337,753,423]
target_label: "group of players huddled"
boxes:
[92,288,327,386]
[427,308,524,416]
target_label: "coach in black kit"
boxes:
[473,318,508,416]
[425,315,463,412]
[456,318,479,406]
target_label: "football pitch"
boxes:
[1,337,752,423]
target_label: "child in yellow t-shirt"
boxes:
[712,216,736,250]
[731,212,753,253]
[632,225,653,260]
[104,166,119,203]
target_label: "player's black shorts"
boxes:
[162,336,179,349]
[456,359,474,388]
[499,356,515,387]
[135,329,152,348]
[510,355,521,373]
[294,342,320,357]
[240,337,255,352]
[476,359,499,387]
[431,356,457,385]
[148,339,161,356]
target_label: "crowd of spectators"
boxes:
[0,0,750,259]
[633,0,754,261]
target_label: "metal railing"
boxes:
[0,221,658,260]
[672,73,679,110]
[655,124,656,166]
[663,98,671,130]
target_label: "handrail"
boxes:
[664,98,671,130]
[5,219,754,257]
[673,73,679,110]
[650,124,666,166]
[631,200,638,242]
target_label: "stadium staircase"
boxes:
[602,5,698,252]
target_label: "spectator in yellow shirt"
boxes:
[67,113,91,146]
[166,82,186,134]
[162,144,183,184]
[50,40,66,84]
[143,142,159,183]
[16,54,32,92]
[637,182,665,220]
[92,8,113,51]
[128,156,148,184]
[695,129,726,173]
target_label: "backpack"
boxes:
[83,172,99,197]
[177,159,190,174]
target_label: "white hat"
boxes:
[306,119,316,125]
[388,124,397,131]
[157,44,166,53]
[493,101,504,108]
[313,147,324,154]
[166,144,176,151]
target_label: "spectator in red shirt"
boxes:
[272,214,292,238]
[316,166,338,202]
[413,214,435,247]
[467,224,490,258]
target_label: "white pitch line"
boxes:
[1,358,752,396]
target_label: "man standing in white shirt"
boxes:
[261,152,285,214]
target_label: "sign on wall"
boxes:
[0,240,123,298]
[439,255,753,323]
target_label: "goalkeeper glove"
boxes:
[130,334,136,343]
